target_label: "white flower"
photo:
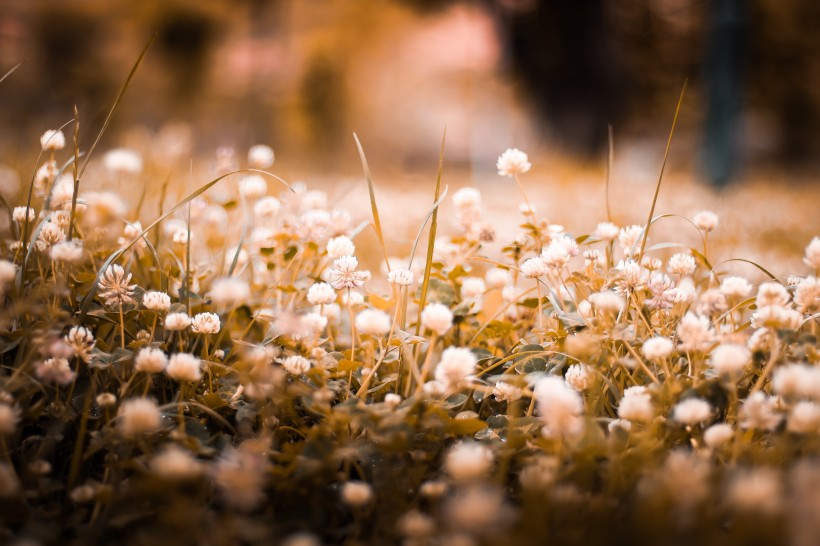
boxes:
[595,222,620,241]
[65,326,95,362]
[253,196,280,219]
[618,386,654,423]
[485,268,511,289]
[618,225,644,256]
[460,277,486,299]
[493,381,523,402]
[135,347,169,374]
[434,347,476,390]
[452,187,482,209]
[642,337,673,361]
[50,240,83,263]
[804,237,820,270]
[164,312,191,331]
[118,398,162,436]
[384,393,402,407]
[720,276,752,298]
[588,291,624,313]
[12,206,34,223]
[534,377,584,438]
[307,282,336,305]
[672,398,712,425]
[329,256,371,290]
[756,282,790,307]
[35,357,74,385]
[565,364,594,392]
[209,277,250,308]
[40,129,66,151]
[143,291,171,312]
[341,481,372,507]
[676,312,714,352]
[725,468,782,515]
[692,210,719,232]
[709,343,750,375]
[444,443,494,481]
[788,401,820,434]
[191,312,220,334]
[704,423,734,448]
[151,445,203,480]
[166,353,203,382]
[248,144,274,168]
[239,174,267,200]
[355,309,391,336]
[104,148,143,174]
[496,148,531,176]
[281,355,311,376]
[326,236,355,259]
[421,303,453,336]
[795,276,819,313]
[739,392,781,430]
[667,253,696,276]
[387,268,414,286]
[521,257,548,278]
[772,363,820,400]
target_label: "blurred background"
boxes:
[0,0,818,274]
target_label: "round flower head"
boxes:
[355,309,391,337]
[804,237,820,270]
[143,291,171,312]
[166,353,203,382]
[248,144,274,168]
[452,187,482,210]
[692,210,719,232]
[341,481,372,507]
[434,347,477,390]
[209,277,250,309]
[98,264,136,308]
[710,343,750,375]
[239,174,267,200]
[460,277,486,299]
[642,337,674,361]
[618,386,654,423]
[444,443,494,481]
[595,222,620,241]
[421,303,453,336]
[118,398,162,436]
[521,256,548,278]
[703,423,734,448]
[12,206,35,223]
[326,236,355,259]
[50,240,84,263]
[281,355,311,376]
[534,377,584,438]
[40,129,66,151]
[150,445,203,480]
[493,381,523,402]
[329,256,371,290]
[135,347,169,374]
[253,196,280,219]
[565,364,594,392]
[756,282,790,308]
[720,276,752,298]
[35,357,74,386]
[192,312,220,334]
[387,268,414,286]
[104,148,143,174]
[496,148,531,177]
[485,268,511,289]
[672,398,712,426]
[164,312,191,331]
[65,326,95,363]
[667,253,696,276]
[307,282,336,305]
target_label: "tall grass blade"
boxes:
[353,133,391,271]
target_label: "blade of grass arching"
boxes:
[414,129,446,337]
[68,106,81,241]
[77,34,156,179]
[353,133,391,271]
[638,79,687,261]
[715,258,779,282]
[0,61,23,86]
[605,124,614,222]
[408,185,449,267]
[79,169,291,317]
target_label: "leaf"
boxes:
[338,359,363,373]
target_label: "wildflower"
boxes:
[704,423,734,448]
[697,288,728,316]
[248,144,274,168]
[300,312,328,337]
[642,337,673,361]
[135,347,169,374]
[421,303,453,336]
[667,253,696,276]
[316,303,341,324]
[565,364,594,392]
[794,276,819,313]
[752,305,801,330]
[485,268,511,289]
[209,277,250,308]
[444,443,494,481]
[672,398,712,426]
[142,291,171,312]
[65,326,95,363]
[35,357,75,385]
[641,256,662,271]
[253,196,280,219]
[164,312,191,331]
[239,174,267,200]
[191,312,220,334]
[534,377,584,438]
[213,446,267,511]
[384,393,402,407]
[460,277,486,299]
[788,401,820,434]
[118,398,162,436]
[618,386,654,423]
[521,256,548,278]
[772,363,820,400]
[98,264,136,307]
[595,222,619,241]
[709,343,750,375]
[725,468,782,515]
[645,273,676,310]
[387,268,414,286]
[329,256,371,290]
[805,237,820,270]
[36,223,66,250]
[589,291,625,313]
[452,187,482,210]
[496,148,531,176]
[95,393,117,408]
[676,312,714,352]
[614,259,643,293]
[307,282,336,305]
[12,206,34,223]
[434,347,476,390]
[40,129,66,151]
[281,355,311,376]
[355,309,391,336]
[756,282,790,307]
[341,481,373,507]
[739,392,781,430]
[493,381,523,402]
[151,445,203,480]
[326,236,355,259]
[50,240,84,263]
[342,291,364,306]
[692,210,719,232]
[104,148,143,174]
[166,353,203,382]
[618,225,644,256]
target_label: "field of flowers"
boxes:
[0,119,818,546]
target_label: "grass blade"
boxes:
[638,79,687,261]
[353,133,391,271]
[0,61,23,86]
